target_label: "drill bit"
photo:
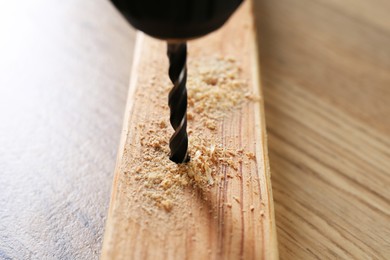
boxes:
[167,42,190,164]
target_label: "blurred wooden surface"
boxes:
[254,0,390,259]
[1,0,389,259]
[0,0,135,259]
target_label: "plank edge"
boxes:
[250,1,279,258]
[101,32,144,260]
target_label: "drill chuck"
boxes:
[110,0,243,40]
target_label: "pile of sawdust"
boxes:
[125,57,258,212]
[189,57,246,114]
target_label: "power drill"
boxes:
[110,0,243,164]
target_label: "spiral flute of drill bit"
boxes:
[167,43,190,164]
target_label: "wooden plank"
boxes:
[101,1,278,259]
[255,0,390,258]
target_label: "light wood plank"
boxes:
[101,1,278,259]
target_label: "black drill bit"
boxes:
[167,42,190,164]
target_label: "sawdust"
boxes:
[124,56,258,212]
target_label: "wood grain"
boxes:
[255,0,390,258]
[101,1,278,259]
[2,0,389,259]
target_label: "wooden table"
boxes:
[255,0,390,258]
[0,0,389,259]
[0,0,135,259]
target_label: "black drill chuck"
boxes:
[110,0,243,40]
